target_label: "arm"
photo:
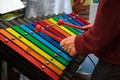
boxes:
[60,0,120,56]
[75,0,120,55]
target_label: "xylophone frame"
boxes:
[0,14,87,80]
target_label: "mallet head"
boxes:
[35,24,42,32]
[58,19,64,26]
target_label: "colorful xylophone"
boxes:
[0,12,89,80]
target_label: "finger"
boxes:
[69,49,76,56]
[67,47,72,53]
[63,41,69,51]
[69,51,75,56]
[70,47,77,56]
[64,39,73,51]
[60,38,66,47]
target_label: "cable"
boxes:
[87,55,96,67]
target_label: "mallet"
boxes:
[35,24,62,42]
[58,19,87,31]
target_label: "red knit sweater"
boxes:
[75,0,120,64]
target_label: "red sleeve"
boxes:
[75,0,120,54]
